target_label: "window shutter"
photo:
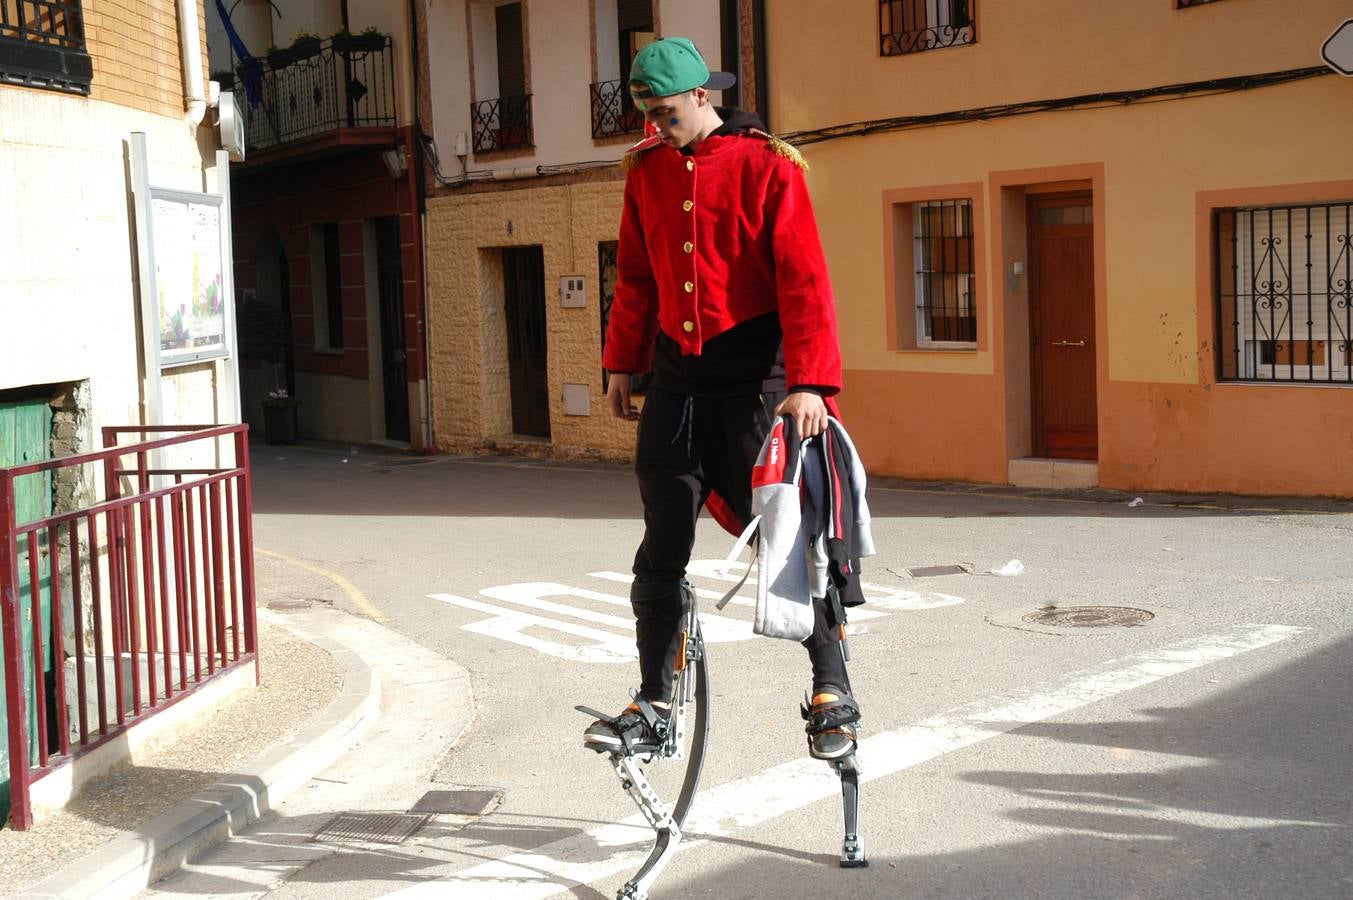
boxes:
[495,3,526,98]
[617,0,654,32]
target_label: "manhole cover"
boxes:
[310,812,431,845]
[267,599,312,611]
[1022,606,1155,628]
[908,564,968,578]
[366,457,439,470]
[411,789,501,815]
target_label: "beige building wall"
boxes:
[1,1,227,445]
[426,178,639,458]
[423,1,735,459]
[426,0,728,178]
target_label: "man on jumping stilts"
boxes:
[584,36,862,766]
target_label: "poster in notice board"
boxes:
[152,196,228,366]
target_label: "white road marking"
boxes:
[437,557,963,664]
[382,622,1307,899]
[480,582,752,643]
[430,592,635,663]
[684,558,966,611]
[587,570,889,621]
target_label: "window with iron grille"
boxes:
[1216,203,1352,384]
[0,0,93,94]
[599,241,650,394]
[879,0,975,56]
[915,200,977,344]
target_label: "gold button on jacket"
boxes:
[682,200,694,212]
[686,160,695,172]
[682,320,695,333]
[683,241,694,253]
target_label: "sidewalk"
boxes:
[0,616,344,894]
[0,540,476,900]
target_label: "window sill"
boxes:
[312,347,345,356]
[1214,379,1352,389]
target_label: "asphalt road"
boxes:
[224,442,1352,899]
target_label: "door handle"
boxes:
[1051,340,1087,348]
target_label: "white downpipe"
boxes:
[177,0,207,125]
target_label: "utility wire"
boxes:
[420,133,621,187]
[781,67,1334,147]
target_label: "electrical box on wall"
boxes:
[562,383,590,416]
[560,276,586,308]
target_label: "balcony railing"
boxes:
[471,95,533,153]
[590,79,643,139]
[231,35,396,154]
[0,0,92,94]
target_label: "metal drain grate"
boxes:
[310,812,431,845]
[1023,606,1155,628]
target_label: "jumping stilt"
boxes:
[831,752,867,867]
[578,597,709,900]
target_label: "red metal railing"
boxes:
[0,424,257,829]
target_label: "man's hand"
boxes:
[607,373,640,421]
[774,391,829,439]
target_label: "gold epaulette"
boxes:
[749,128,809,172]
[620,133,663,171]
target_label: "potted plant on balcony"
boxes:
[265,43,295,69]
[332,25,386,54]
[289,29,323,60]
[262,389,300,445]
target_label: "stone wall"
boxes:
[425,175,639,460]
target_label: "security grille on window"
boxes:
[1216,204,1352,384]
[0,0,93,94]
[915,199,976,345]
[599,241,650,393]
[879,0,975,56]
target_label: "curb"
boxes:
[21,613,382,900]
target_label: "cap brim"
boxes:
[703,71,737,90]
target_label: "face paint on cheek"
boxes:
[669,118,679,127]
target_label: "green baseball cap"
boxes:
[629,37,736,102]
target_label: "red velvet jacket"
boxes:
[602,127,842,394]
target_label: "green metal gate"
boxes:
[0,396,53,823]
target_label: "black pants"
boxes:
[629,387,850,701]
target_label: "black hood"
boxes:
[711,107,766,136]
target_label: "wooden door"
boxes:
[375,217,410,443]
[0,396,53,820]
[503,247,550,438]
[1029,194,1098,459]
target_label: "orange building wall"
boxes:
[83,0,208,118]
[769,1,1353,497]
